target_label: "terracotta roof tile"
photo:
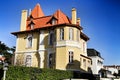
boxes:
[31,3,44,18]
[53,9,71,24]
[26,16,52,30]
[26,9,72,30]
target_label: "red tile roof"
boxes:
[53,9,71,24]
[31,3,44,18]
[27,16,52,30]
[26,7,72,30]
[12,4,89,39]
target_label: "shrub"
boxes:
[5,66,73,80]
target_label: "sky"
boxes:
[0,0,120,65]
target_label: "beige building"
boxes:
[12,3,91,71]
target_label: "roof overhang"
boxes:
[80,32,89,41]
[11,23,83,36]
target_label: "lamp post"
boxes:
[3,62,8,80]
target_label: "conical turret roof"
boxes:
[31,3,44,18]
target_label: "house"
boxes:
[87,49,104,74]
[12,3,91,71]
[104,65,119,74]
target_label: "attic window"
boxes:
[29,21,34,29]
[52,19,56,25]
[30,24,34,29]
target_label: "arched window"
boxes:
[27,34,33,48]
[25,55,32,67]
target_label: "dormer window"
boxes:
[29,21,35,29]
[29,15,34,29]
[30,23,34,29]
[52,18,56,25]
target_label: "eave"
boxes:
[80,54,91,60]
[11,23,83,36]
[80,32,89,41]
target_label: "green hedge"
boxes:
[5,66,73,80]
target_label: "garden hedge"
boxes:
[4,66,73,80]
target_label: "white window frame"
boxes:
[77,30,79,41]
[69,28,73,40]
[69,51,74,63]
[48,53,54,68]
[48,30,54,45]
[83,42,86,53]
[30,24,34,29]
[26,34,33,48]
[39,31,44,45]
[52,19,56,25]
[83,59,86,68]
[60,28,64,40]
[25,55,32,67]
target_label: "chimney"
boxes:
[77,18,81,26]
[29,8,31,16]
[20,10,28,31]
[72,8,77,24]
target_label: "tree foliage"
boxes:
[0,41,15,64]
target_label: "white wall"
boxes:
[108,68,118,74]
[90,56,103,74]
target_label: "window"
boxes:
[40,31,44,45]
[69,28,73,40]
[49,54,54,68]
[97,60,103,65]
[88,61,91,67]
[25,55,32,67]
[83,59,86,68]
[77,30,79,41]
[83,42,86,52]
[80,58,82,67]
[69,51,73,63]
[52,19,56,25]
[60,28,64,40]
[49,31,54,45]
[27,34,33,48]
[30,24,34,29]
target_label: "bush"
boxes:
[5,66,73,80]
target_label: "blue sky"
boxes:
[0,0,120,65]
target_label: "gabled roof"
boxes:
[31,3,44,18]
[87,49,104,59]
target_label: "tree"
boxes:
[0,41,15,64]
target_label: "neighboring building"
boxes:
[87,49,104,74]
[104,65,120,74]
[12,3,91,71]
[99,69,115,78]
